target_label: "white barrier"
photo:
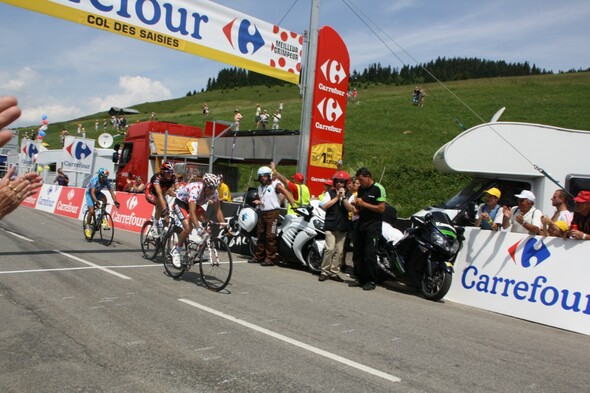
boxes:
[447,227,590,336]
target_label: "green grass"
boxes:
[33,72,590,216]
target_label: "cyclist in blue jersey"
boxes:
[85,168,120,238]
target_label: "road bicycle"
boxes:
[162,220,233,292]
[82,201,115,246]
[139,207,183,260]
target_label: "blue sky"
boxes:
[1,0,589,128]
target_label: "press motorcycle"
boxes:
[376,211,464,301]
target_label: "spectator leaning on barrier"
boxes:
[474,187,503,231]
[567,190,590,240]
[502,190,542,235]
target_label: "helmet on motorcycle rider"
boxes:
[160,161,174,174]
[257,166,272,180]
[97,168,109,179]
[332,170,351,185]
[202,173,220,189]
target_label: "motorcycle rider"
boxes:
[318,171,354,282]
[170,173,225,268]
[350,167,386,291]
[145,161,178,236]
[248,166,296,266]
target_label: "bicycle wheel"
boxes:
[162,231,186,278]
[200,237,233,291]
[99,212,115,246]
[82,210,95,241]
[140,221,160,260]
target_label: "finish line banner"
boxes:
[1,0,302,84]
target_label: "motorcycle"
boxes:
[376,211,464,301]
[236,196,326,273]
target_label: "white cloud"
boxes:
[87,75,172,112]
[0,67,39,92]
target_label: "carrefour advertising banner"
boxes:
[19,139,44,171]
[63,136,95,174]
[447,228,590,336]
[306,26,349,196]
[1,0,302,84]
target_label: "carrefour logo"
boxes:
[22,143,38,158]
[65,140,92,160]
[320,59,347,85]
[316,97,343,122]
[508,238,551,268]
[127,195,139,211]
[67,189,75,201]
[222,18,264,55]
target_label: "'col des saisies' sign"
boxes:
[1,0,302,83]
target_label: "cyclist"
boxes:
[145,161,178,236]
[85,168,120,238]
[170,173,225,267]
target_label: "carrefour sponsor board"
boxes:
[447,227,590,336]
[63,136,95,174]
[35,184,62,213]
[54,186,85,219]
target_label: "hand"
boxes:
[515,213,524,225]
[0,168,43,220]
[0,96,21,137]
[502,206,511,218]
[481,212,490,221]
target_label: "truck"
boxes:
[417,114,590,224]
[114,120,301,192]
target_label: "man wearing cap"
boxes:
[474,187,503,231]
[568,190,590,240]
[502,190,542,235]
[318,179,333,203]
[270,161,310,215]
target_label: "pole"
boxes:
[297,0,320,178]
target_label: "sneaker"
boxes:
[329,275,344,282]
[318,274,328,282]
[148,227,159,239]
[102,218,111,230]
[170,248,182,268]
[362,282,376,291]
[247,258,262,264]
[84,226,92,238]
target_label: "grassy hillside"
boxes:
[36,72,590,216]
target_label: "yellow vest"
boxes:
[218,182,232,202]
[288,183,311,215]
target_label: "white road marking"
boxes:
[1,228,34,242]
[54,250,132,280]
[0,264,159,275]
[179,299,401,383]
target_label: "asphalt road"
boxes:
[1,207,589,393]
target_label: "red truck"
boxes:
[114,121,206,191]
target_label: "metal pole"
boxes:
[297,0,320,177]
[209,121,215,173]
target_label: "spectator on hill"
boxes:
[254,104,261,128]
[260,110,269,130]
[233,109,242,131]
[272,110,281,130]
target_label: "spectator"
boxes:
[279,100,284,112]
[260,109,269,130]
[59,128,69,147]
[318,179,333,203]
[233,109,242,131]
[502,190,542,235]
[567,190,590,240]
[54,169,69,186]
[474,187,503,231]
[342,176,360,273]
[541,189,573,235]
[412,86,420,106]
[94,119,99,132]
[546,220,569,238]
[272,110,281,130]
[247,166,296,266]
[318,171,353,282]
[125,176,145,193]
[352,88,358,103]
[0,96,43,220]
[103,119,108,131]
[77,123,82,134]
[202,103,209,118]
[254,104,261,128]
[217,174,232,202]
[349,167,386,291]
[417,87,427,107]
[270,161,311,215]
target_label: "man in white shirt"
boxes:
[502,190,542,235]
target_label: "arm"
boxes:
[153,183,167,209]
[108,188,120,207]
[213,201,225,224]
[268,161,289,188]
[188,201,201,229]
[355,199,386,214]
[276,183,296,207]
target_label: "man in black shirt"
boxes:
[350,167,387,290]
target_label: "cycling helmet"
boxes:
[161,161,174,174]
[98,168,109,178]
[203,173,221,188]
[257,166,272,180]
[333,170,351,183]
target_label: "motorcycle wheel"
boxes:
[305,244,322,274]
[420,265,452,301]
